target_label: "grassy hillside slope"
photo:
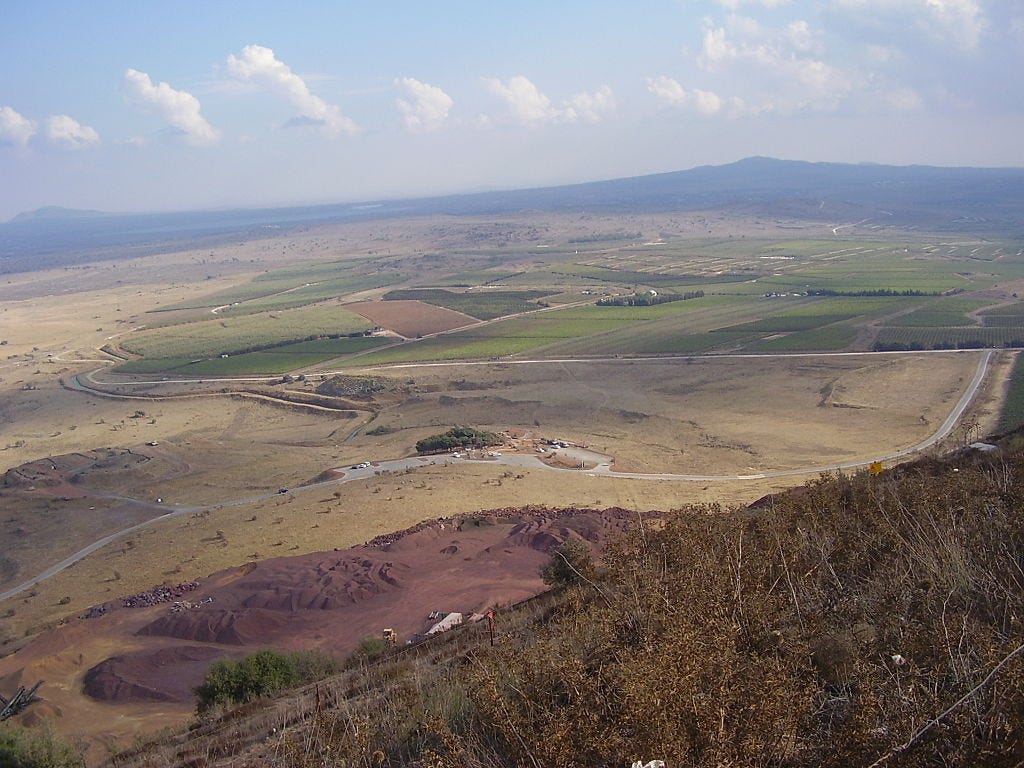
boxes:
[92,439,1024,766]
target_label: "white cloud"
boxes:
[0,106,36,146]
[923,0,984,50]
[700,26,737,68]
[647,76,746,117]
[692,89,725,116]
[227,44,356,136]
[564,85,616,123]
[43,114,99,149]
[483,75,559,125]
[714,0,791,8]
[695,18,849,111]
[830,0,985,50]
[647,75,688,105]
[785,20,819,53]
[123,69,220,146]
[395,77,453,132]
[484,76,615,125]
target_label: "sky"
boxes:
[1,0,1022,221]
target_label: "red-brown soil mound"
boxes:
[83,646,233,704]
[3,506,644,712]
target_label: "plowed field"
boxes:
[346,300,476,337]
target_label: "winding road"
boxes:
[1,349,993,603]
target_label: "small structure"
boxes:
[1,681,43,721]
[427,612,464,636]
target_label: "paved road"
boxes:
[3,349,992,603]
[77,347,993,389]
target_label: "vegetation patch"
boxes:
[194,649,338,715]
[415,426,503,454]
[0,724,84,768]
[882,298,991,328]
[116,336,388,375]
[315,375,390,399]
[383,288,554,320]
[596,289,704,306]
[120,305,371,361]
[874,327,1024,350]
[998,352,1024,432]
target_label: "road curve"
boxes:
[1,350,993,603]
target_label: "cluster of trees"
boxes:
[806,288,941,297]
[597,289,703,307]
[874,339,1024,351]
[414,426,502,454]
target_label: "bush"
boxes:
[0,725,83,768]
[415,426,502,454]
[345,636,391,668]
[194,649,338,714]
[540,538,595,587]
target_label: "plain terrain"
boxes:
[0,164,1022,759]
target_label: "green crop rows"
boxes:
[998,353,1024,431]
[981,303,1024,327]
[382,289,554,320]
[882,298,993,327]
[118,336,389,375]
[874,327,1024,350]
[121,305,372,360]
[744,325,859,352]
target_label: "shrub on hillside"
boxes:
[0,725,83,768]
[468,454,1024,766]
[194,649,338,715]
[345,636,391,669]
[540,538,595,587]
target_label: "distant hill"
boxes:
[3,157,1024,273]
[10,205,109,222]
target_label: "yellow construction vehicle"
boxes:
[382,628,398,647]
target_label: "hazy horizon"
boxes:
[2,1,1022,221]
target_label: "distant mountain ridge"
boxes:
[3,157,1023,273]
[10,205,109,222]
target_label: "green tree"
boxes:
[194,649,338,714]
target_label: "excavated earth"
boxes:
[0,505,643,728]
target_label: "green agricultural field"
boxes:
[157,276,308,311]
[998,352,1024,431]
[382,289,555,320]
[429,270,526,287]
[120,305,372,360]
[881,297,993,327]
[124,336,391,375]
[874,327,1024,350]
[744,325,859,352]
[980,303,1024,327]
[216,273,405,316]
[117,335,390,375]
[548,265,755,289]
[155,257,400,315]
[716,314,856,333]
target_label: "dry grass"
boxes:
[104,440,1024,768]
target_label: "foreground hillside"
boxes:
[103,436,1024,768]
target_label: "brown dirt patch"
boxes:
[0,506,640,751]
[345,300,475,337]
